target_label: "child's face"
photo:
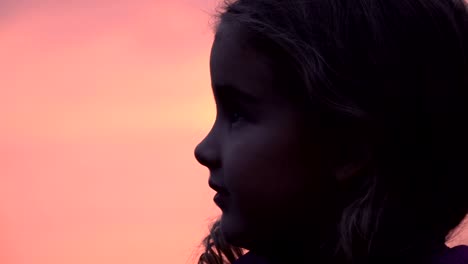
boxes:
[195,22,336,251]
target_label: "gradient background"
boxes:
[1,1,467,264]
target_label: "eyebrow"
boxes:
[212,83,260,103]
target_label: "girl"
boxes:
[194,0,468,263]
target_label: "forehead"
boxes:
[210,22,276,97]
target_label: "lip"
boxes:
[208,179,229,195]
[213,192,228,209]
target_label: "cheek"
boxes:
[220,125,327,246]
[223,125,317,211]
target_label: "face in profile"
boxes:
[194,21,338,253]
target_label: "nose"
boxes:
[194,129,221,169]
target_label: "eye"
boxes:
[221,100,248,127]
[215,95,251,128]
[227,108,245,125]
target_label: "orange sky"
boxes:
[0,1,466,264]
[1,1,220,263]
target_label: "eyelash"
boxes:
[229,110,243,124]
[224,103,246,125]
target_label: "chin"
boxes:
[219,213,245,247]
[219,213,257,250]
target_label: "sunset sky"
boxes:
[1,1,220,263]
[0,1,466,264]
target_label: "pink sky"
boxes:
[1,1,220,263]
[0,1,466,264]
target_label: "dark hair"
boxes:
[198,0,468,263]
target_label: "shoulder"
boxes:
[232,251,271,264]
[232,246,468,264]
[432,245,468,264]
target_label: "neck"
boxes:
[247,237,447,264]
[248,232,340,264]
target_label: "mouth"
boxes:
[209,178,229,209]
[208,179,229,195]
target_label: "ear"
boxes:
[334,158,370,183]
[332,140,373,184]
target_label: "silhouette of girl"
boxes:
[194,0,468,263]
